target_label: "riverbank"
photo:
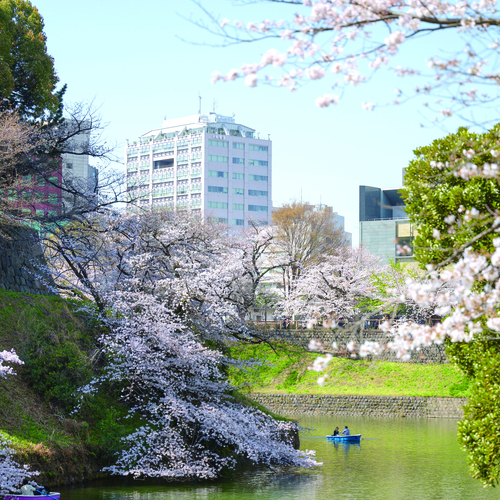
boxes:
[229,343,471,398]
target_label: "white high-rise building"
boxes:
[125,112,272,227]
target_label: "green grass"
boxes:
[228,342,471,398]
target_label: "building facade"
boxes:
[61,121,98,213]
[61,122,97,194]
[125,112,272,227]
[12,121,96,219]
[359,184,416,263]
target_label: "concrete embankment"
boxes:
[250,394,467,419]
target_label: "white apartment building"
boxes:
[125,112,272,227]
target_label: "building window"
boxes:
[208,201,228,209]
[208,186,228,194]
[154,158,174,169]
[249,144,268,152]
[233,188,244,195]
[248,205,268,212]
[233,219,244,226]
[248,159,268,167]
[232,173,244,180]
[248,174,268,182]
[233,203,244,210]
[209,217,228,224]
[208,140,228,148]
[395,221,416,258]
[233,142,244,149]
[209,155,228,163]
[248,189,268,197]
[232,157,245,165]
[208,170,228,178]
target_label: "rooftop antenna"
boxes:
[301,188,302,203]
[198,92,202,114]
[213,98,217,113]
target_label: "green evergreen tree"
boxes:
[0,0,60,119]
[403,124,500,486]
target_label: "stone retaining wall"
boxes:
[0,225,55,295]
[263,329,448,363]
[251,393,467,419]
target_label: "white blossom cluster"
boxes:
[284,247,382,321]
[0,349,23,378]
[294,246,457,375]
[380,243,500,359]
[0,352,40,493]
[0,436,39,494]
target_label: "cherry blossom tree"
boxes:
[42,209,317,477]
[198,0,500,123]
[379,125,500,485]
[366,258,457,323]
[45,211,287,342]
[79,292,317,478]
[283,246,382,322]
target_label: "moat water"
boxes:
[58,415,497,500]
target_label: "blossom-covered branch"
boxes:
[196,0,500,121]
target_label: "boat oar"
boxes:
[35,489,59,500]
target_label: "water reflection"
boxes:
[329,440,361,455]
[59,416,499,500]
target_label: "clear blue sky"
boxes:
[35,0,476,245]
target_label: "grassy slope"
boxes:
[228,342,471,398]
[0,289,138,485]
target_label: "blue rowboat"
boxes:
[5,493,60,499]
[326,434,361,442]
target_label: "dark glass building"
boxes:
[359,185,415,263]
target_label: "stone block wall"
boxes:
[263,329,448,363]
[251,394,467,419]
[0,226,55,295]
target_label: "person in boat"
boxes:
[341,425,350,436]
[332,426,340,436]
